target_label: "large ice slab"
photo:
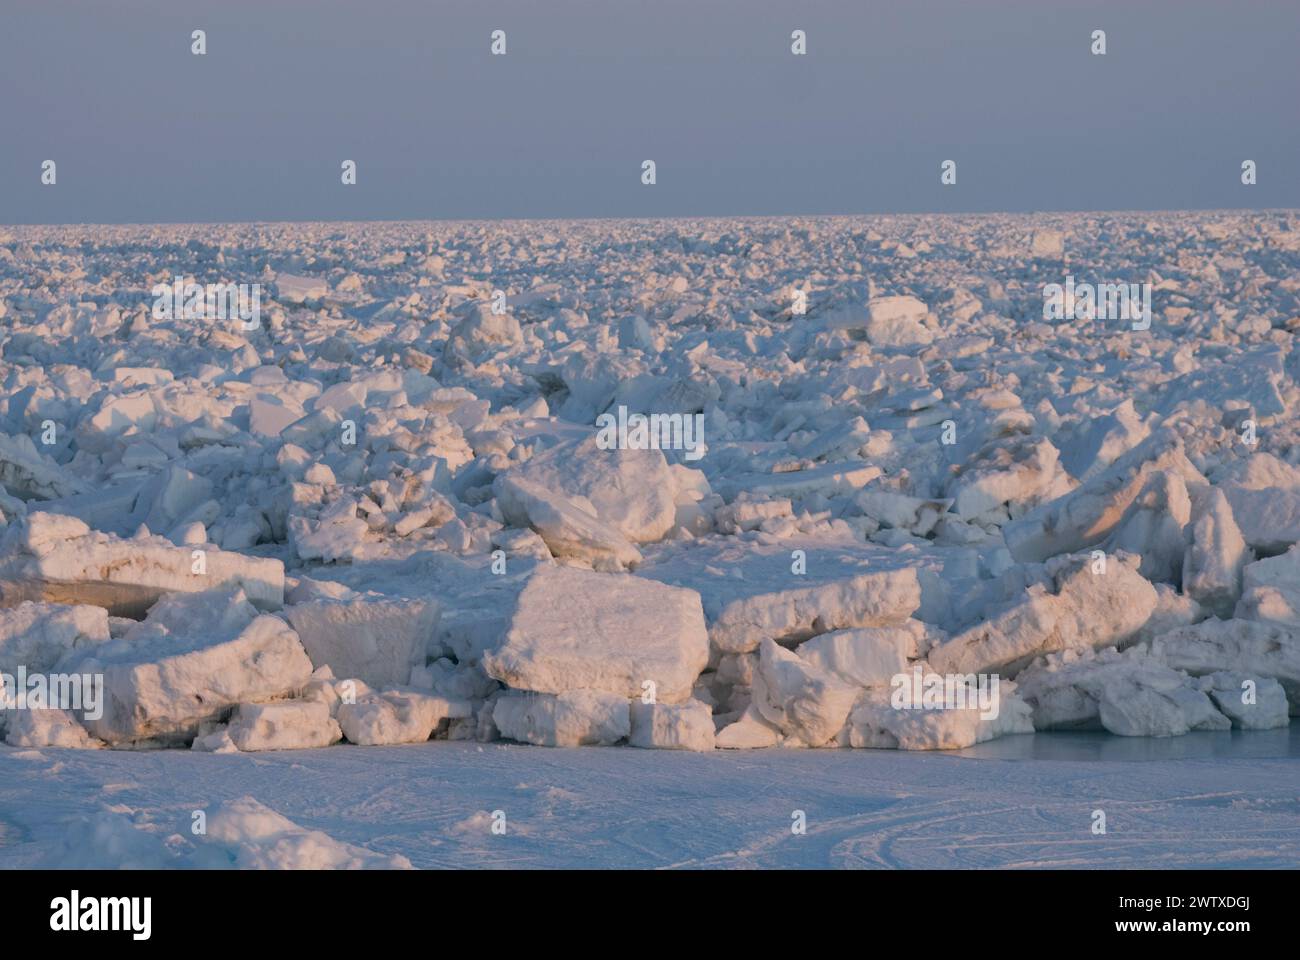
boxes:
[1235,545,1300,626]
[227,700,343,751]
[1183,487,1249,617]
[494,474,643,571]
[637,539,923,655]
[0,512,284,617]
[337,690,472,745]
[752,638,858,746]
[497,436,677,543]
[78,613,314,744]
[491,690,631,747]
[795,621,925,687]
[1004,432,1204,563]
[285,595,437,690]
[629,698,715,751]
[928,552,1157,676]
[483,565,708,703]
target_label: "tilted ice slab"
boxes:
[751,638,859,746]
[0,512,283,617]
[1183,486,1249,618]
[1004,431,1205,564]
[1211,452,1300,555]
[121,582,262,644]
[1100,470,1191,584]
[1055,399,1151,484]
[76,591,313,744]
[717,628,1035,751]
[482,564,709,704]
[636,538,924,655]
[928,552,1157,676]
[945,434,1064,523]
[31,483,144,538]
[714,704,781,749]
[494,474,643,572]
[0,433,87,500]
[278,551,534,679]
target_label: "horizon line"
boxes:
[3,205,1297,231]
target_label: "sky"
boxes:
[1,0,1296,225]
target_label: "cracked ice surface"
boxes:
[1,211,1299,788]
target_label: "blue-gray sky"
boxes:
[2,0,1296,225]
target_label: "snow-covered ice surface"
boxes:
[2,212,1300,867]
[1,734,1298,869]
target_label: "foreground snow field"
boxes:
[1,211,1300,866]
[1,733,1297,869]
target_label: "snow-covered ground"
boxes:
[2,732,1297,869]
[1,212,1299,868]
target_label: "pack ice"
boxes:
[1,211,1297,756]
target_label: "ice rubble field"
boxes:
[1,211,1299,867]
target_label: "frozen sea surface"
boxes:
[2,731,1297,869]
